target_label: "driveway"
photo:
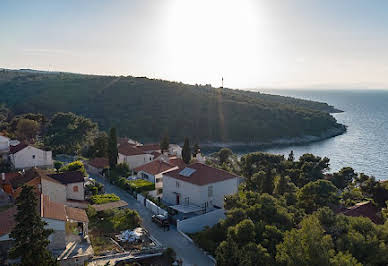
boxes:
[90,173,214,266]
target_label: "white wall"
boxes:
[66,182,85,201]
[162,175,239,208]
[44,218,67,249]
[41,178,67,204]
[118,153,154,169]
[10,146,53,169]
[177,209,226,233]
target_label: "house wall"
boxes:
[137,171,155,183]
[10,146,53,169]
[44,218,66,250]
[66,182,84,201]
[177,209,226,233]
[41,178,67,204]
[162,175,239,208]
[118,153,154,169]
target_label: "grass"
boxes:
[90,193,120,204]
[128,179,155,192]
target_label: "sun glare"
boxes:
[162,0,270,87]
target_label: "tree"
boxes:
[276,215,334,266]
[297,180,339,213]
[15,118,40,141]
[329,167,357,190]
[330,252,362,266]
[218,148,233,164]
[9,185,57,265]
[60,160,87,176]
[54,161,63,173]
[108,127,118,168]
[182,137,191,164]
[89,132,109,158]
[288,150,295,162]
[160,134,169,153]
[192,143,200,157]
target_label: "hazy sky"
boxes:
[1,0,388,88]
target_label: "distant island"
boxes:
[0,69,345,144]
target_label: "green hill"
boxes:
[0,69,344,143]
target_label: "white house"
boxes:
[168,144,182,157]
[9,143,53,169]
[0,135,10,161]
[118,143,154,169]
[134,159,179,197]
[162,163,241,211]
[85,157,109,176]
[47,171,85,202]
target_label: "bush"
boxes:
[91,208,141,233]
[128,179,155,193]
[60,160,87,176]
[90,193,120,204]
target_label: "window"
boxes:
[156,178,162,183]
[176,181,180,188]
[32,155,36,159]
[73,185,79,192]
[208,185,213,197]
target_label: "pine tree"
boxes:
[192,143,200,156]
[182,137,191,164]
[108,127,118,168]
[9,185,57,265]
[160,134,169,153]
[288,150,295,162]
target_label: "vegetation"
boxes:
[160,134,169,153]
[127,179,155,193]
[0,69,344,143]
[182,137,191,164]
[9,185,57,265]
[108,127,118,168]
[59,160,87,176]
[90,193,120,204]
[192,150,388,266]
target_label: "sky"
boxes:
[1,0,388,89]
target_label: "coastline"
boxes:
[200,124,347,153]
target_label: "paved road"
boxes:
[90,174,214,266]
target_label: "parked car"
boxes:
[152,214,169,230]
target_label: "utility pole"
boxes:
[221,77,224,88]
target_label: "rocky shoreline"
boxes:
[200,124,347,152]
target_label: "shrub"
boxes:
[90,193,120,204]
[128,179,155,193]
[60,160,87,176]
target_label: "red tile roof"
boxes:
[164,162,240,186]
[135,160,177,176]
[87,157,109,169]
[65,206,88,223]
[136,144,161,152]
[118,143,146,156]
[168,157,186,169]
[151,151,162,158]
[0,206,17,236]
[9,143,28,154]
[341,201,382,224]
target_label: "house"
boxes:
[162,163,241,211]
[48,171,85,202]
[0,135,10,161]
[91,200,128,212]
[340,201,382,224]
[9,143,53,169]
[168,144,182,157]
[118,143,154,169]
[134,159,179,197]
[0,195,91,264]
[85,157,109,175]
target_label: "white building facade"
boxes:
[9,145,53,169]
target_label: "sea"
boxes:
[205,90,388,180]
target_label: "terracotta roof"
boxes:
[164,162,240,186]
[135,160,177,176]
[168,157,186,169]
[10,168,49,189]
[65,206,88,222]
[48,171,85,184]
[91,200,128,212]
[9,143,28,154]
[118,143,146,156]
[87,157,109,169]
[41,194,66,221]
[0,206,17,236]
[1,172,22,185]
[151,151,162,158]
[341,201,382,224]
[136,144,161,152]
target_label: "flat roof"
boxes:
[169,204,203,214]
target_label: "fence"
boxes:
[136,194,168,217]
[177,209,226,233]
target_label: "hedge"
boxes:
[90,193,120,204]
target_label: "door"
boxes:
[176,194,180,205]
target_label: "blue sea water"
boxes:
[213,90,388,180]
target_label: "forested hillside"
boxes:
[0,69,344,143]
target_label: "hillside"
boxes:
[0,69,345,143]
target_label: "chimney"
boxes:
[1,173,5,181]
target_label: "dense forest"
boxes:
[0,69,344,143]
[197,150,388,266]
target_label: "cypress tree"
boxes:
[9,185,57,265]
[182,137,191,164]
[108,127,118,168]
[160,134,169,153]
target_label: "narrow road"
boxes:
[90,173,214,266]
